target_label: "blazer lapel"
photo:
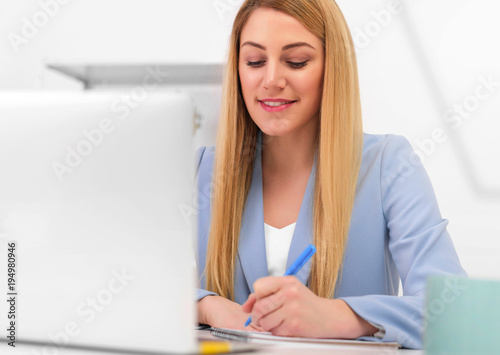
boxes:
[238,133,268,293]
[285,155,316,285]
[238,131,317,292]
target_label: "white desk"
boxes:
[199,330,423,355]
[2,331,424,355]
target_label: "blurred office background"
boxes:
[1,0,499,279]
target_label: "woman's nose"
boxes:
[263,61,286,90]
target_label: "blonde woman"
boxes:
[195,0,465,348]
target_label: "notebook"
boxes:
[211,327,401,349]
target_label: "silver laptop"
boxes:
[0,92,197,354]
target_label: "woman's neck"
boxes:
[261,120,318,175]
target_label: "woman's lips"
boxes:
[258,99,297,112]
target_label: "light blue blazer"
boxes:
[195,132,466,349]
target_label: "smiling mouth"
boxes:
[259,100,297,107]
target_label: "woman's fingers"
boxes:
[242,293,257,313]
[245,276,314,333]
[253,275,296,298]
[250,282,292,326]
[244,276,291,318]
[244,323,266,332]
[254,301,286,331]
[268,317,302,337]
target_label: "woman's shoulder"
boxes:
[360,133,422,183]
[361,132,417,165]
[362,132,412,154]
[196,134,417,177]
[360,132,432,193]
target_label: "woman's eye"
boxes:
[247,60,265,67]
[245,60,308,68]
[287,61,308,68]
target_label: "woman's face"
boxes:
[238,7,324,137]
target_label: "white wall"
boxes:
[1,0,499,278]
[0,0,235,89]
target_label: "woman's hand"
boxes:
[198,295,264,332]
[242,276,377,339]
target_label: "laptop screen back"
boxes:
[0,92,197,354]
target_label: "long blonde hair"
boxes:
[205,0,363,300]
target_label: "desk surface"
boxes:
[199,330,423,355]
[2,331,424,355]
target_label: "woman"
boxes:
[195,0,465,349]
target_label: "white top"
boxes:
[264,222,296,276]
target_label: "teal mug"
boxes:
[424,276,500,354]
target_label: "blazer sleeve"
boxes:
[194,145,218,302]
[339,135,466,349]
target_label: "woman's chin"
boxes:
[257,121,292,137]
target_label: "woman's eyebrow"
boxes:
[241,41,315,51]
[241,41,266,50]
[282,42,315,51]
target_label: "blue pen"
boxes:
[244,244,316,327]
